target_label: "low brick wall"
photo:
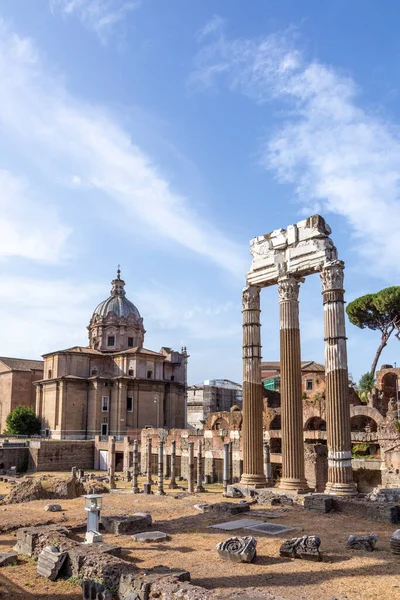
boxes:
[0,446,29,472]
[28,440,94,472]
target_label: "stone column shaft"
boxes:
[321,261,357,495]
[263,441,273,485]
[143,438,153,494]
[229,441,233,484]
[157,440,166,495]
[223,442,230,496]
[169,440,178,489]
[132,439,139,493]
[108,436,116,490]
[278,276,309,493]
[188,442,194,494]
[240,286,267,488]
[195,439,205,492]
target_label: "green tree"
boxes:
[346,286,400,375]
[5,406,41,436]
[359,372,375,393]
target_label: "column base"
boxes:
[195,485,206,493]
[279,478,310,494]
[325,482,358,496]
[131,487,140,494]
[240,473,268,489]
[168,482,179,489]
[156,490,166,496]
[143,483,153,495]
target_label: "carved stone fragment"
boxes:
[216,536,257,563]
[37,546,67,580]
[390,529,400,555]
[347,534,378,552]
[279,535,322,561]
[82,579,112,600]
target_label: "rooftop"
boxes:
[261,361,325,373]
[0,357,44,372]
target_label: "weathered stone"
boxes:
[304,494,334,514]
[131,531,169,543]
[224,486,244,499]
[37,546,67,581]
[0,552,17,566]
[216,536,256,563]
[390,529,400,554]
[85,530,103,544]
[82,578,112,600]
[119,565,190,600]
[279,535,322,561]
[101,513,152,535]
[44,504,62,512]
[256,490,293,506]
[196,502,250,515]
[347,534,378,551]
[14,525,70,557]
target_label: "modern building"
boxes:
[35,270,188,439]
[0,357,44,433]
[187,378,242,430]
[261,361,326,397]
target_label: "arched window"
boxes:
[91,368,98,376]
[147,370,153,379]
[128,369,134,376]
[48,369,52,379]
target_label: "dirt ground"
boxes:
[0,473,398,599]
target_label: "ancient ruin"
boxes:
[241,215,356,495]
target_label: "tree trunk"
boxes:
[371,327,394,374]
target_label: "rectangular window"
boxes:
[128,337,134,347]
[306,379,313,391]
[127,397,133,412]
[107,336,115,347]
[102,396,109,412]
[101,423,108,436]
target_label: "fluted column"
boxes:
[263,441,273,485]
[321,261,357,495]
[278,276,309,493]
[240,286,267,488]
[223,442,230,495]
[132,439,139,494]
[143,438,153,494]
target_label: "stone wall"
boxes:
[304,443,328,492]
[0,445,29,472]
[28,440,94,471]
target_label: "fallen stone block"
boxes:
[131,531,169,543]
[224,487,244,499]
[44,504,62,512]
[0,552,17,567]
[82,578,112,600]
[256,490,293,506]
[390,529,400,555]
[347,534,378,551]
[216,536,256,563]
[279,535,322,561]
[14,525,71,557]
[195,502,250,515]
[101,513,152,535]
[304,494,334,514]
[37,546,67,581]
[65,543,122,579]
[119,565,190,600]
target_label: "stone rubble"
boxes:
[0,552,17,567]
[346,534,378,551]
[44,504,62,512]
[100,513,152,535]
[82,579,112,600]
[131,531,169,543]
[279,535,322,561]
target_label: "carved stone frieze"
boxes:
[320,260,345,292]
[242,286,260,311]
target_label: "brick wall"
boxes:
[28,440,94,471]
[0,446,29,472]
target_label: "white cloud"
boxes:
[191,23,400,277]
[0,18,246,277]
[0,170,70,262]
[50,0,139,42]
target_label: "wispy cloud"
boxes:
[191,19,400,276]
[0,18,246,276]
[0,170,70,262]
[50,0,139,42]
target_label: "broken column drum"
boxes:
[244,215,356,496]
[263,441,272,484]
[321,261,356,495]
[157,439,166,495]
[239,286,267,488]
[188,442,195,494]
[132,439,139,494]
[278,276,309,493]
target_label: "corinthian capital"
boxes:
[242,285,260,310]
[278,276,300,303]
[320,260,344,292]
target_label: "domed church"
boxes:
[36,270,188,439]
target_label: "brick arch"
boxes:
[303,407,322,428]
[350,405,385,424]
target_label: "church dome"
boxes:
[93,269,141,321]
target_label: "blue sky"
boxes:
[1,0,400,384]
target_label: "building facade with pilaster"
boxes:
[35,270,188,439]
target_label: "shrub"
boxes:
[5,406,41,436]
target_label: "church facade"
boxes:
[35,271,188,439]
